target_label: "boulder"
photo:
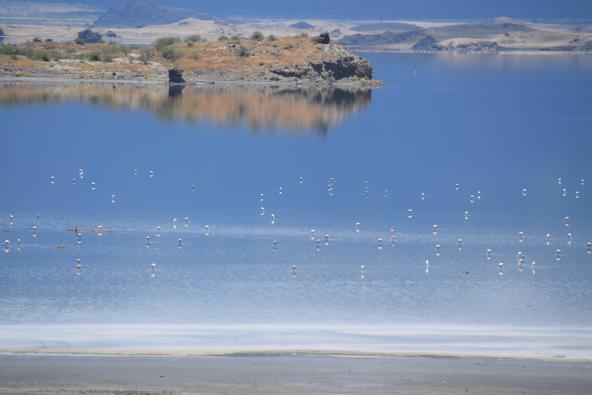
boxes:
[312,32,330,45]
[76,29,102,43]
[168,68,185,84]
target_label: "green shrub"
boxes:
[32,37,42,43]
[32,50,50,61]
[267,34,277,41]
[138,49,152,64]
[218,35,229,41]
[74,38,85,45]
[250,31,264,41]
[187,41,194,47]
[89,52,100,61]
[185,34,203,43]
[153,36,180,51]
[102,55,113,62]
[230,35,241,43]
[161,47,181,60]
[236,45,250,57]
[0,44,19,56]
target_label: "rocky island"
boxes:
[0,32,380,87]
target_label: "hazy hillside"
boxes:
[10,0,592,19]
[93,0,208,28]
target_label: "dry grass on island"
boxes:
[0,32,378,86]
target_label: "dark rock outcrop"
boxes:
[76,29,102,43]
[310,56,372,80]
[412,35,439,51]
[270,52,372,82]
[269,64,310,79]
[168,68,185,84]
[104,30,119,38]
[93,0,208,28]
[0,27,4,43]
[312,32,331,44]
[290,21,314,29]
[454,41,498,53]
[339,30,426,46]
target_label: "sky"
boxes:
[31,0,592,20]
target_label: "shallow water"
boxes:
[1,53,592,353]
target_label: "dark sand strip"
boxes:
[1,354,592,394]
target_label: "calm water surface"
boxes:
[1,54,592,351]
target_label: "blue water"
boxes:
[1,53,592,331]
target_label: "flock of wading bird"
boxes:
[2,170,591,278]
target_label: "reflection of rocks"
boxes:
[0,83,371,132]
[168,84,184,99]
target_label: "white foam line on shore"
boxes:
[0,324,591,361]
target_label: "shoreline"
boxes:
[1,324,591,362]
[1,348,591,363]
[0,75,383,88]
[1,354,591,395]
[349,47,592,55]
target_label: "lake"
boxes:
[1,53,591,357]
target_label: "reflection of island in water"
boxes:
[0,83,372,133]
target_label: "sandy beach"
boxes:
[1,354,591,394]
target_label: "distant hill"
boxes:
[92,0,209,28]
[289,21,314,29]
[351,22,420,32]
[339,30,426,46]
[429,21,534,39]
